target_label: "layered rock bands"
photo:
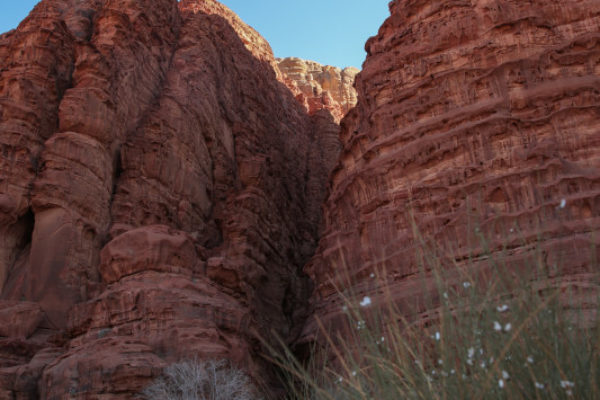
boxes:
[0,0,345,397]
[304,0,600,340]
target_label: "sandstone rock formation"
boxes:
[179,0,277,71]
[278,57,359,123]
[178,1,361,124]
[303,0,600,340]
[0,0,342,397]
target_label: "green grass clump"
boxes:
[268,232,600,400]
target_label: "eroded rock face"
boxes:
[0,0,341,397]
[278,57,359,123]
[179,0,276,68]
[303,0,600,340]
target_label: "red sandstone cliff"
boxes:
[0,0,341,397]
[177,0,361,124]
[179,0,276,69]
[6,0,599,396]
[277,57,359,123]
[303,0,600,340]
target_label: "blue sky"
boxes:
[219,0,390,68]
[0,0,390,69]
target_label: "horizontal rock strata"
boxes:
[304,0,600,340]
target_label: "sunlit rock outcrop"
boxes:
[278,57,359,123]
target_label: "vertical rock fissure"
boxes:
[105,16,183,242]
[0,209,34,298]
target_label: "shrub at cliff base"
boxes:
[269,230,600,400]
[142,359,258,400]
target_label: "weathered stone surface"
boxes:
[179,0,279,73]
[0,0,78,297]
[303,0,600,340]
[41,339,164,399]
[0,0,341,397]
[278,57,359,122]
[99,226,200,284]
[0,347,62,399]
[0,301,44,339]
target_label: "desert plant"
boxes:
[267,225,600,400]
[142,358,258,400]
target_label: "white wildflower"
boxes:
[559,199,567,209]
[351,370,357,377]
[438,359,443,365]
[493,321,502,331]
[480,361,486,369]
[463,281,472,288]
[560,380,575,388]
[527,356,534,364]
[450,369,456,375]
[357,320,366,330]
[535,382,545,389]
[369,273,375,278]
[359,296,372,307]
[468,347,475,359]
[497,304,509,313]
[504,323,512,332]
[498,379,505,389]
[443,292,449,299]
[502,370,510,380]
[434,331,441,341]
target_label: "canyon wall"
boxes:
[303,0,600,339]
[0,0,342,398]
[277,57,359,123]
[6,0,598,396]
